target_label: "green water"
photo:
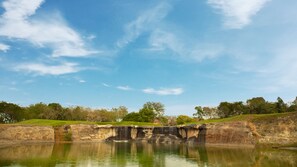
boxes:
[0,142,296,167]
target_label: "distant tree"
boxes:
[112,106,128,122]
[64,106,88,121]
[193,106,204,119]
[288,97,297,112]
[41,103,65,120]
[246,97,267,114]
[217,101,246,118]
[139,107,156,122]
[26,103,49,119]
[166,116,177,126]
[217,102,233,118]
[122,112,142,122]
[143,102,165,118]
[0,101,24,123]
[276,97,287,113]
[202,107,219,119]
[176,115,195,125]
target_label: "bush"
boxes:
[176,115,195,125]
[122,112,142,122]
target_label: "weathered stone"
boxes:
[0,125,55,145]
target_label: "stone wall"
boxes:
[0,125,54,145]
[252,113,297,146]
[1,113,296,146]
[69,125,116,142]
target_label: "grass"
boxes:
[16,119,160,127]
[187,112,296,125]
[11,111,297,127]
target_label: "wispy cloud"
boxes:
[15,62,80,75]
[116,85,133,91]
[148,29,224,62]
[79,79,86,83]
[207,0,270,29]
[116,2,172,48]
[102,83,111,87]
[142,87,184,96]
[0,0,98,57]
[0,43,10,52]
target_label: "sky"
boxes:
[1,0,297,116]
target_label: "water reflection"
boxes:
[0,142,296,167]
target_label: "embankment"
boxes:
[0,112,296,147]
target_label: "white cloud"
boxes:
[207,0,270,29]
[0,43,10,52]
[148,29,224,62]
[142,87,184,96]
[117,85,132,91]
[15,62,80,75]
[102,83,111,87]
[79,80,86,83]
[116,2,172,48]
[0,0,97,57]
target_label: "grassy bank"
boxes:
[10,111,297,127]
[191,111,296,125]
[16,119,160,127]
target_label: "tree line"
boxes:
[0,102,128,123]
[1,96,296,125]
[0,101,168,124]
[193,97,297,119]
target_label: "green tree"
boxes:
[276,97,287,113]
[139,107,156,122]
[246,97,267,114]
[202,107,219,119]
[25,102,49,119]
[122,112,142,122]
[143,102,164,118]
[176,115,195,125]
[0,101,24,123]
[217,102,233,118]
[193,106,204,119]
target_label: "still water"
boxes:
[0,142,296,167]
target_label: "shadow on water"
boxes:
[0,142,297,166]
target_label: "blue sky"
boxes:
[1,0,297,116]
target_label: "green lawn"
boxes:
[188,112,296,125]
[16,119,160,127]
[13,112,297,127]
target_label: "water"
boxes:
[0,142,296,167]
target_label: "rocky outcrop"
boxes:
[0,113,296,146]
[179,121,256,146]
[0,125,54,145]
[252,113,297,146]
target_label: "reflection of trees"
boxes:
[1,143,297,166]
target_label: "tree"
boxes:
[0,101,24,123]
[276,97,287,113]
[202,107,219,119]
[176,115,195,125]
[193,106,204,119]
[217,102,233,118]
[112,106,128,122]
[25,103,49,119]
[246,97,267,114]
[143,102,164,118]
[217,101,245,118]
[139,107,156,122]
[122,112,142,122]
